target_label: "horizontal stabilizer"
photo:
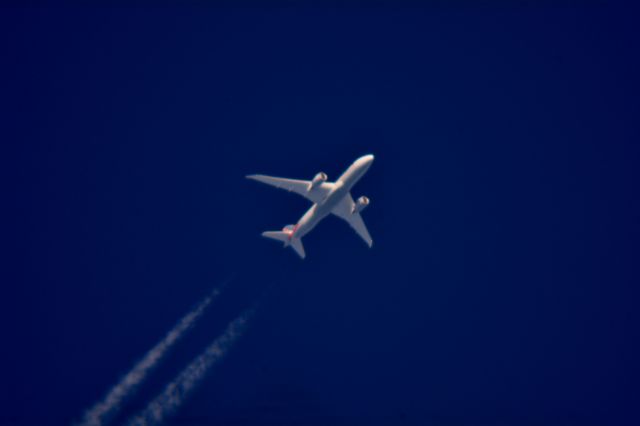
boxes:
[262,231,289,244]
[262,230,306,259]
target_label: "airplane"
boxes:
[246,154,375,259]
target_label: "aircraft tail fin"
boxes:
[262,228,306,259]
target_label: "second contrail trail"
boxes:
[126,308,255,426]
[78,285,225,426]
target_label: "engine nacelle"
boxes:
[351,196,370,214]
[308,172,328,190]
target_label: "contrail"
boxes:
[126,308,255,426]
[78,286,225,426]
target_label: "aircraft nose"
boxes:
[362,154,375,163]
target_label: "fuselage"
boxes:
[290,154,374,240]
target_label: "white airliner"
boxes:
[247,154,375,259]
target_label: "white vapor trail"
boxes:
[78,287,224,426]
[126,309,255,426]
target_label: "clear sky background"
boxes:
[1,2,639,425]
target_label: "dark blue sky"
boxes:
[1,2,639,425]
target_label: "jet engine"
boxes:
[308,172,328,190]
[351,196,370,214]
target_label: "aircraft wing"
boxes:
[246,174,335,204]
[331,193,373,247]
